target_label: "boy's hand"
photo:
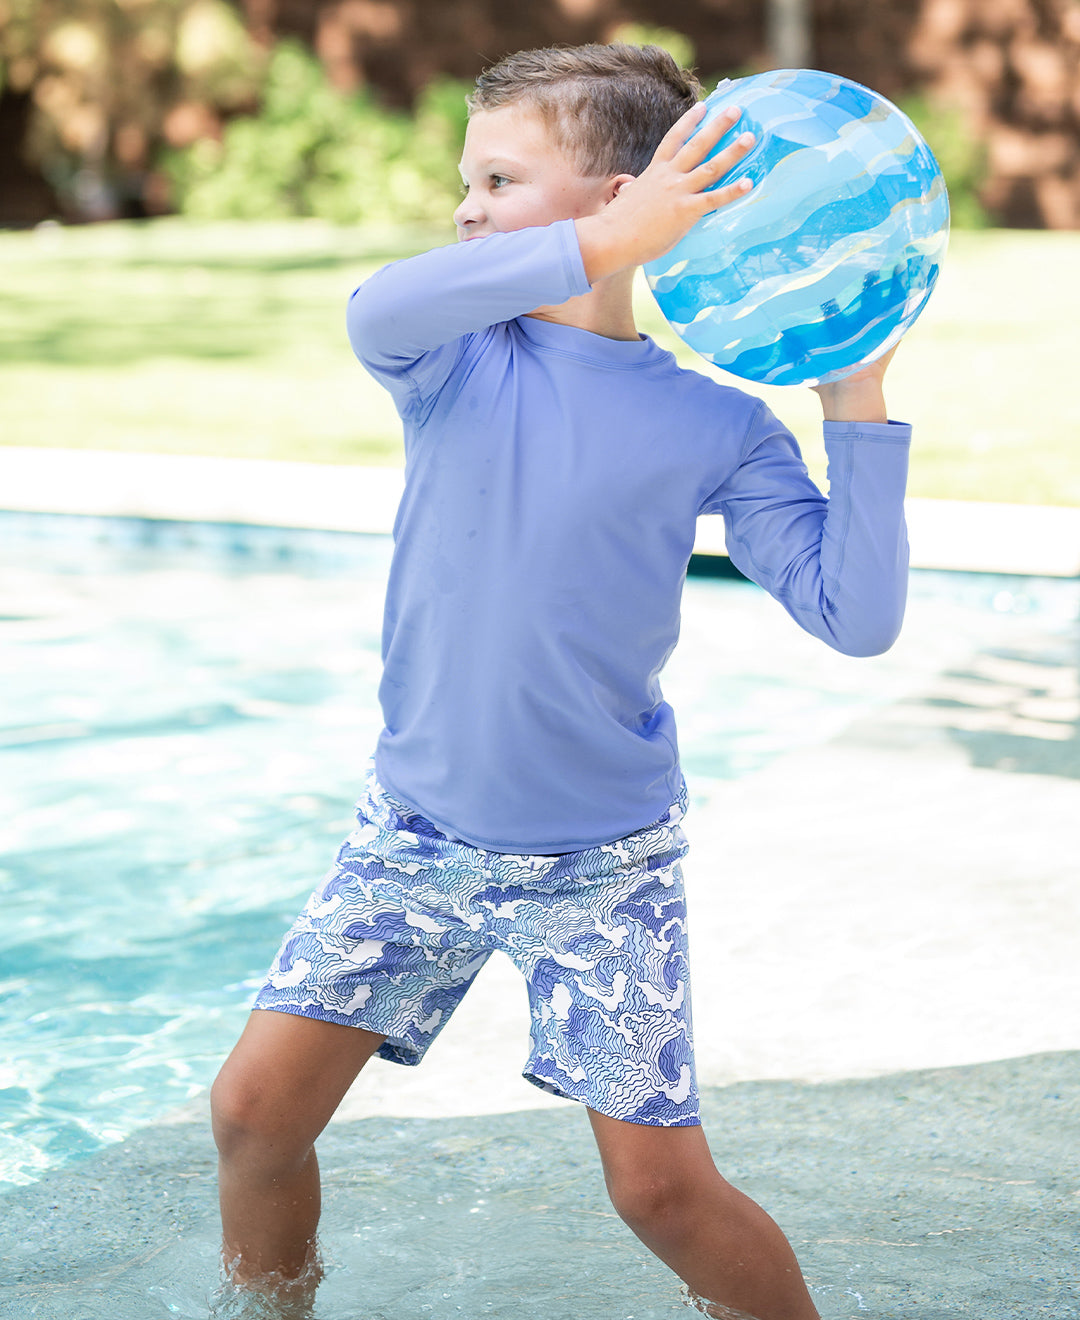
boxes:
[812,346,897,424]
[575,102,756,283]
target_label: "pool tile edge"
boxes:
[1,446,1077,578]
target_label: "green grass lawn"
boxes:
[1,218,1077,505]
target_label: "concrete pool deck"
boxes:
[2,444,1080,577]
[1,446,1078,1317]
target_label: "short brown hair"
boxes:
[468,43,703,178]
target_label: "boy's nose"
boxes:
[453,191,484,233]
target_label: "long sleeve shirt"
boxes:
[347,219,910,853]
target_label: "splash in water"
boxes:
[680,1284,762,1319]
[207,1246,324,1320]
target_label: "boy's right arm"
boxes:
[574,102,756,283]
[346,222,591,413]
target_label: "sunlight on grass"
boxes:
[1,219,1077,504]
[635,229,1080,507]
[0,219,439,465]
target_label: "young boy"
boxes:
[211,43,910,1320]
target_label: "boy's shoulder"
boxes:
[645,343,770,418]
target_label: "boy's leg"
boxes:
[588,1110,820,1320]
[211,1008,387,1287]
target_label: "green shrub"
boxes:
[897,93,993,229]
[164,40,469,224]
[607,22,697,71]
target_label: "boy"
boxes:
[211,43,909,1320]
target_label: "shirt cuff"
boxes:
[823,419,912,443]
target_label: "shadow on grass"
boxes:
[0,296,300,365]
[0,221,437,368]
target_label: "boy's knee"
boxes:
[210,1064,260,1152]
[605,1164,698,1237]
[211,1061,303,1165]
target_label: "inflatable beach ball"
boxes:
[645,69,950,387]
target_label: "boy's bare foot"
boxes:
[682,1287,762,1319]
[209,1245,321,1319]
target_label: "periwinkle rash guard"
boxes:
[347,219,910,854]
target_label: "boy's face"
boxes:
[455,102,618,241]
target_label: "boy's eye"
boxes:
[490,174,510,189]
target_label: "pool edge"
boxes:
[1,446,1077,578]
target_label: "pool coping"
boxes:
[1,445,1078,578]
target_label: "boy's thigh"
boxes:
[254,908,489,1061]
[587,1106,714,1184]
[252,789,493,1066]
[507,846,698,1127]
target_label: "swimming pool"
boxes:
[2,512,1077,1196]
[2,512,1079,1319]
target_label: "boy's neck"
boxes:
[527,269,640,342]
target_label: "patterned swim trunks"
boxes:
[254,770,699,1126]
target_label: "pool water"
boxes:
[1,514,1077,1196]
[4,1054,1077,1319]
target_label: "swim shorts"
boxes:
[254,769,698,1126]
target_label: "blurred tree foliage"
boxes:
[0,4,991,228]
[164,40,469,223]
[0,0,264,217]
[606,21,696,73]
[897,92,992,230]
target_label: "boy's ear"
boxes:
[608,173,636,202]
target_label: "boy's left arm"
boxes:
[811,347,893,426]
[717,351,911,658]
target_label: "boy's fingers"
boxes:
[694,130,756,187]
[699,174,755,215]
[652,103,749,185]
[673,104,745,168]
[651,100,709,162]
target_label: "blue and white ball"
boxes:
[645,69,950,387]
